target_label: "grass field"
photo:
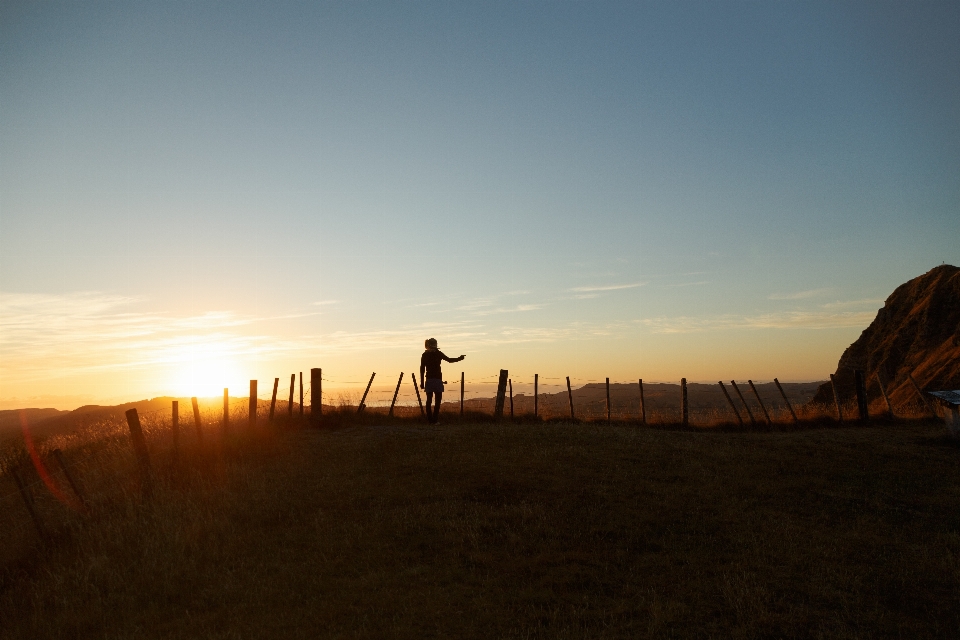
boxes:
[2,416,960,638]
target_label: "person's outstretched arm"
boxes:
[439,351,466,363]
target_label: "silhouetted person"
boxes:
[420,338,465,424]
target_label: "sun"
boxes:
[165,342,242,398]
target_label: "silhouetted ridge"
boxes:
[812,264,960,407]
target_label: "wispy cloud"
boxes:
[570,282,645,292]
[767,288,834,300]
[662,281,708,288]
[311,299,339,306]
[642,308,878,333]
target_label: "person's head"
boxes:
[425,338,438,350]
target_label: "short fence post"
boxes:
[411,373,425,419]
[11,467,46,541]
[358,372,376,413]
[639,379,646,425]
[52,449,85,507]
[829,374,843,423]
[288,374,295,417]
[731,381,756,426]
[747,380,771,426]
[248,380,258,429]
[566,376,575,420]
[854,370,869,423]
[191,397,203,442]
[460,372,465,420]
[223,388,229,432]
[534,374,538,419]
[719,381,744,426]
[172,400,180,462]
[389,372,404,417]
[494,370,508,419]
[681,378,688,427]
[125,408,153,498]
[606,378,611,423]
[876,374,895,419]
[269,377,279,422]
[773,379,798,425]
[311,368,322,425]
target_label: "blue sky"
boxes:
[1,1,958,408]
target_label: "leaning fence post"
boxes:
[191,397,203,442]
[854,370,869,423]
[566,376,575,420]
[773,378,798,425]
[358,372,376,413]
[389,372,403,417]
[494,370,508,419]
[829,374,843,423]
[52,449,85,507]
[311,368,322,425]
[171,400,180,463]
[11,467,46,541]
[248,380,258,429]
[731,381,756,426]
[719,381,744,426]
[288,374,295,417]
[639,379,646,425]
[411,373,425,419]
[125,408,153,498]
[908,373,937,418]
[747,380,771,426]
[876,374,895,419]
[681,378,688,427]
[269,377,279,421]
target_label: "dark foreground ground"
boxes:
[2,420,959,638]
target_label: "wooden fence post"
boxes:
[773,378,798,425]
[269,378,279,421]
[681,378,688,427]
[854,370,869,423]
[719,382,744,426]
[125,408,153,498]
[639,379,646,425]
[191,397,202,442]
[411,373,425,419]
[223,388,229,432]
[908,373,938,418]
[508,378,514,419]
[606,378,611,423]
[747,380,771,426]
[494,370,508,419]
[358,372,376,413]
[248,380,258,429]
[534,374,538,419]
[172,400,180,462]
[299,372,304,417]
[11,467,46,541]
[876,374,895,419]
[461,372,465,420]
[311,368,322,425]
[288,374,295,417]
[52,449,85,507]
[731,381,756,426]
[389,372,403,417]
[566,376,575,420]
[829,374,843,423]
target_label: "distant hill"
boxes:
[812,265,960,407]
[0,408,68,436]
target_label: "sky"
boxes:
[1,1,958,410]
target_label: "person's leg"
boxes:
[433,390,443,423]
[425,390,435,422]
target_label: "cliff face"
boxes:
[812,265,960,407]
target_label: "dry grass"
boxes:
[2,413,960,638]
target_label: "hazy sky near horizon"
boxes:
[2,1,958,409]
